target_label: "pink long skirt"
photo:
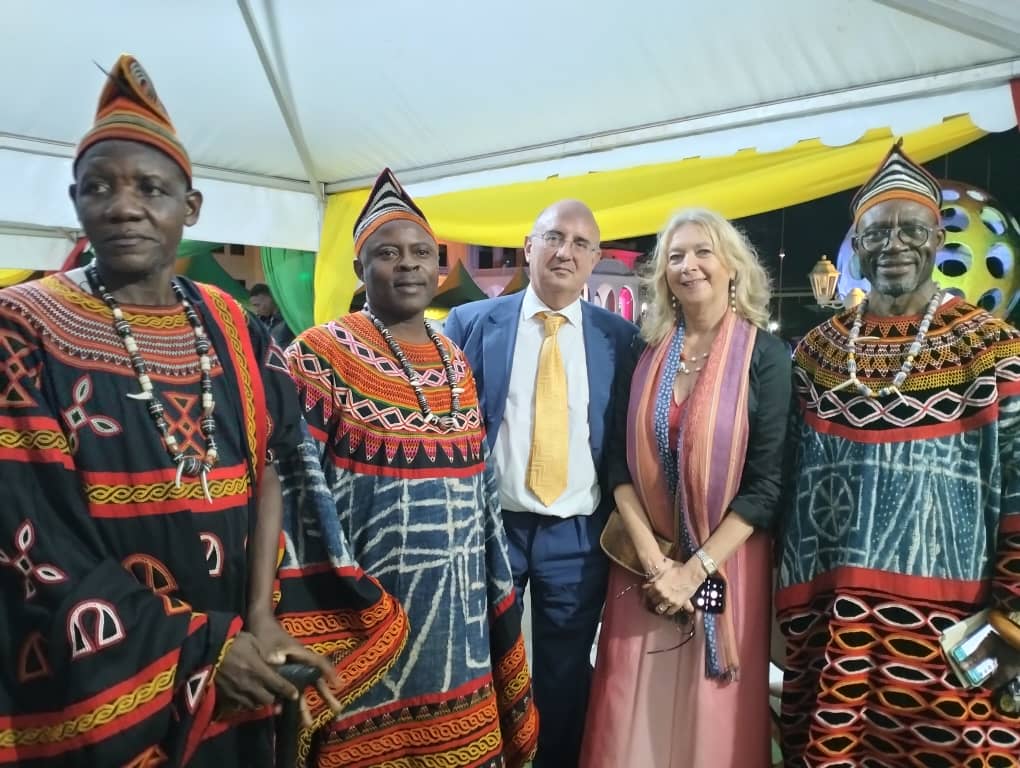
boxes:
[580,533,772,768]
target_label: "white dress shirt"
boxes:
[492,286,600,518]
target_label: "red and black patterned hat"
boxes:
[353,168,434,254]
[75,54,191,183]
[851,139,941,224]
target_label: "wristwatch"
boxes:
[997,676,1020,716]
[694,548,718,577]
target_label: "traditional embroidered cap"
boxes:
[851,138,941,224]
[353,168,434,254]
[74,54,192,183]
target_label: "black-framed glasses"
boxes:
[616,581,696,654]
[854,221,933,253]
[531,230,599,254]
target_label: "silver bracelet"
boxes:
[694,548,718,577]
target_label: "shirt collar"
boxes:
[521,285,583,327]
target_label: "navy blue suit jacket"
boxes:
[444,293,640,514]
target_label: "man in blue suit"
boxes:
[445,200,639,768]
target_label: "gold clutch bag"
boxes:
[599,508,675,578]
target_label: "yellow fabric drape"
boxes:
[0,269,38,288]
[315,116,985,323]
[315,188,370,323]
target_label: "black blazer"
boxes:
[612,329,791,530]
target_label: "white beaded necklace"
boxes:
[831,290,943,400]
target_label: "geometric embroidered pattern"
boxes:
[183,668,212,715]
[122,554,178,596]
[17,631,50,684]
[0,520,67,600]
[282,594,411,766]
[264,339,289,376]
[281,309,537,766]
[61,375,122,454]
[0,276,218,379]
[283,607,406,706]
[162,391,203,456]
[793,297,1020,441]
[204,287,261,487]
[803,368,999,428]
[0,666,176,749]
[351,167,431,254]
[199,533,223,577]
[850,140,941,223]
[0,327,39,408]
[280,599,402,639]
[325,322,460,387]
[780,589,1020,766]
[85,476,249,505]
[25,276,189,329]
[68,599,127,659]
[322,474,496,712]
[0,427,70,455]
[288,313,485,474]
[782,296,1020,767]
[0,271,296,763]
[122,745,169,768]
[287,348,334,413]
[318,680,504,768]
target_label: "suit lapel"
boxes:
[482,294,524,448]
[582,303,614,465]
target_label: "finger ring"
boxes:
[656,603,669,614]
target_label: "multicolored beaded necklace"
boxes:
[84,263,219,501]
[832,289,943,400]
[365,310,466,431]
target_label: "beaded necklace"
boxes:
[84,263,219,501]
[677,349,710,375]
[365,310,466,431]
[831,289,943,401]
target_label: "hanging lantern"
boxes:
[809,255,841,307]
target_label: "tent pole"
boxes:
[870,0,1020,53]
[237,0,325,202]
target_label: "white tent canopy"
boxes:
[2,0,1018,269]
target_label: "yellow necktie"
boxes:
[527,312,569,506]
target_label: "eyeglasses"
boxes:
[616,582,696,654]
[854,222,933,253]
[531,230,599,254]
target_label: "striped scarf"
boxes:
[627,310,756,678]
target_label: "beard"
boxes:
[861,248,935,299]
[870,275,910,297]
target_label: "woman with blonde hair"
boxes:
[580,208,791,767]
